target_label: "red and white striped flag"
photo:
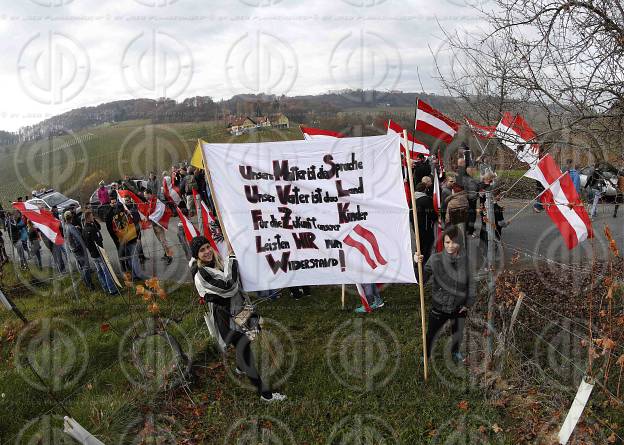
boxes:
[415,100,459,144]
[12,202,64,245]
[496,112,540,167]
[465,117,496,139]
[117,189,150,229]
[385,119,430,166]
[146,196,172,230]
[355,283,373,313]
[525,154,593,249]
[343,224,387,270]
[192,190,226,258]
[163,176,182,205]
[176,207,199,242]
[300,126,346,140]
[433,168,441,215]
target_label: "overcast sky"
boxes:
[0,0,488,132]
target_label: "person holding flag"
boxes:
[189,235,286,403]
[144,189,173,265]
[63,211,96,290]
[105,192,146,281]
[414,182,436,264]
[83,210,118,295]
[415,225,475,364]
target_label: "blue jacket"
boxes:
[568,169,581,194]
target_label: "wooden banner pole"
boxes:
[404,129,429,381]
[341,284,346,310]
[197,139,232,253]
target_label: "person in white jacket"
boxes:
[189,236,286,402]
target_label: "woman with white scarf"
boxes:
[189,236,286,402]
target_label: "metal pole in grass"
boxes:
[485,191,496,366]
[404,129,428,381]
[0,287,74,418]
[7,215,19,283]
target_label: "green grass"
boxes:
[0,263,514,444]
[0,122,305,204]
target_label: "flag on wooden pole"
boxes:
[415,100,459,144]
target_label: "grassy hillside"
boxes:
[0,263,511,444]
[0,121,305,204]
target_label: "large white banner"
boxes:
[201,134,416,291]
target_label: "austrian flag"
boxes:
[525,154,593,249]
[496,112,540,167]
[300,126,346,140]
[343,224,387,270]
[415,100,459,144]
[385,119,430,163]
[12,202,64,245]
[176,207,199,242]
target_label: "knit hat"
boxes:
[190,236,210,259]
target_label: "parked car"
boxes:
[88,179,148,219]
[579,162,622,198]
[27,189,81,215]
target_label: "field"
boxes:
[1,256,622,443]
[0,121,305,204]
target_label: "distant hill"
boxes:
[6,91,464,145]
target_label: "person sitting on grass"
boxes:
[415,225,475,364]
[189,235,286,403]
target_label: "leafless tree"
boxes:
[435,0,624,163]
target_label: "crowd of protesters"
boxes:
[0,163,212,291]
[0,151,622,402]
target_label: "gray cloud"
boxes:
[0,0,487,131]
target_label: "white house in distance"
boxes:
[227,113,290,135]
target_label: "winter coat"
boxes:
[414,191,435,240]
[83,221,104,259]
[191,254,246,352]
[65,223,87,257]
[445,191,469,224]
[97,186,110,205]
[457,167,479,200]
[567,169,581,194]
[423,251,475,314]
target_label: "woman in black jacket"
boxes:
[189,236,286,402]
[416,225,475,364]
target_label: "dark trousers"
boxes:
[229,332,271,398]
[466,199,478,235]
[426,308,466,358]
